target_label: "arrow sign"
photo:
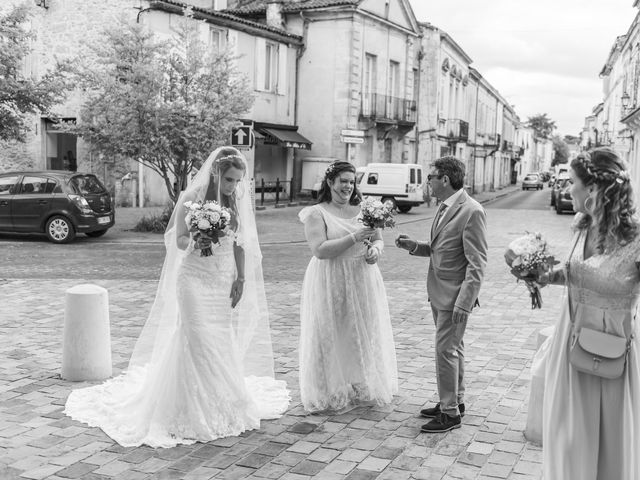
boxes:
[231,126,253,148]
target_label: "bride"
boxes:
[64,147,290,448]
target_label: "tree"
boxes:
[551,134,570,167]
[65,14,253,203]
[526,113,556,140]
[0,4,68,142]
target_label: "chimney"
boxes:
[266,1,285,30]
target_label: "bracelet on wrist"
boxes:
[236,277,245,282]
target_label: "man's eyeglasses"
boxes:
[427,174,444,181]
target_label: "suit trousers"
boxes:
[432,305,467,417]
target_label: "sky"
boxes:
[408,0,637,136]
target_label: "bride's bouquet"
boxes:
[504,232,559,309]
[358,197,396,247]
[359,197,396,229]
[184,200,232,257]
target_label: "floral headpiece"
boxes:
[325,162,339,178]
[212,154,245,173]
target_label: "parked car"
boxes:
[0,171,115,243]
[552,178,574,214]
[357,163,425,213]
[522,173,543,190]
[549,172,571,207]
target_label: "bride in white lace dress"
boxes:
[298,161,398,413]
[64,147,289,448]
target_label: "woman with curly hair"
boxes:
[537,147,640,479]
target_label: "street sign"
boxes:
[231,126,253,148]
[341,136,365,144]
[341,129,365,137]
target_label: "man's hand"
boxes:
[230,279,244,308]
[395,234,417,252]
[452,306,469,324]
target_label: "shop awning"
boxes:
[261,128,312,150]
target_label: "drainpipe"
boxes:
[293,12,310,195]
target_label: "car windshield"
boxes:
[69,175,107,195]
[525,175,538,181]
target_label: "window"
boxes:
[210,27,225,53]
[388,60,400,98]
[256,39,285,93]
[367,173,379,185]
[363,53,377,115]
[410,168,416,184]
[264,42,278,91]
[19,176,53,194]
[70,175,106,195]
[0,176,19,195]
[417,169,422,185]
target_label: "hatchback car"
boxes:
[0,171,114,243]
[553,178,574,214]
[522,173,543,190]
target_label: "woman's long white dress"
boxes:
[298,205,398,412]
[64,237,289,448]
[542,230,640,479]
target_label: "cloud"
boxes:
[484,68,603,134]
[409,0,636,134]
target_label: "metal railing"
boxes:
[255,177,296,206]
[444,119,469,142]
[361,93,417,123]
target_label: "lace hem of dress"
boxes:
[303,382,391,413]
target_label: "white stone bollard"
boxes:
[524,325,556,445]
[61,284,112,381]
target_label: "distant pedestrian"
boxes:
[396,156,488,433]
[298,161,398,413]
[535,147,640,479]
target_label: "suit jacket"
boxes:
[412,190,488,312]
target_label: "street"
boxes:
[0,186,575,480]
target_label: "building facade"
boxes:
[226,0,421,191]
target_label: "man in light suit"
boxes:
[396,156,488,433]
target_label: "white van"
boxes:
[358,163,424,213]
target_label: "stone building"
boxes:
[225,0,422,192]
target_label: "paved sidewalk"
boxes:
[0,183,568,480]
[0,201,573,480]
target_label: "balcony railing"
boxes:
[361,93,417,123]
[444,119,469,142]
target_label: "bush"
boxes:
[134,205,174,233]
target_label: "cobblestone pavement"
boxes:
[0,200,574,480]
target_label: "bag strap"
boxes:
[565,231,582,325]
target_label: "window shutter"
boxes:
[255,37,266,91]
[277,44,287,95]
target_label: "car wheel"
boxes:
[398,205,412,213]
[45,215,76,243]
[86,229,108,238]
[522,186,526,190]
[381,197,396,210]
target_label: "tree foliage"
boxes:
[0,4,68,142]
[551,134,570,166]
[65,15,253,203]
[526,113,556,140]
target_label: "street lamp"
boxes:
[622,92,631,110]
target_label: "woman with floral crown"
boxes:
[298,161,398,413]
[535,147,640,479]
[65,147,289,447]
